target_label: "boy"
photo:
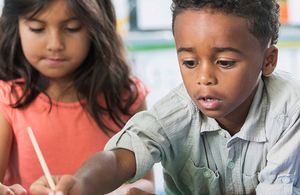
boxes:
[31,0,300,194]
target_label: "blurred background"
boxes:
[111,0,300,194]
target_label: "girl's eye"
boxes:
[217,60,235,67]
[65,27,82,32]
[182,60,198,68]
[29,27,44,33]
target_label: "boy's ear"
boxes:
[262,45,278,76]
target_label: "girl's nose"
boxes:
[196,62,217,85]
[46,31,65,51]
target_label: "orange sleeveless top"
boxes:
[0,77,149,193]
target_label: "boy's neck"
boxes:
[217,120,244,136]
[216,105,250,136]
[216,84,259,136]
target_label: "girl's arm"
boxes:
[0,109,13,182]
[0,109,27,194]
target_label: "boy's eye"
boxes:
[182,60,198,68]
[29,27,44,33]
[217,60,235,67]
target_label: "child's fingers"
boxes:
[54,175,83,195]
[30,175,82,195]
[126,187,156,195]
[6,184,27,195]
[0,184,21,195]
[0,182,27,195]
[29,176,54,195]
[0,182,14,195]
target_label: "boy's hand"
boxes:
[126,187,156,195]
[29,175,83,195]
[0,182,26,195]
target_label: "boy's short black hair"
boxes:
[171,0,281,48]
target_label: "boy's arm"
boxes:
[256,114,300,194]
[105,99,155,193]
[106,168,155,194]
[74,148,136,194]
[30,148,136,195]
[103,99,155,194]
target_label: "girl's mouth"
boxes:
[44,58,65,66]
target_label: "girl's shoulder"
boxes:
[0,78,25,105]
[97,77,149,110]
[130,76,149,97]
[127,76,150,112]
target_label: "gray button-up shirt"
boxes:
[105,70,300,195]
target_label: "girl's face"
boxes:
[174,9,274,131]
[18,0,91,83]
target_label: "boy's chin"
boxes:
[198,108,227,120]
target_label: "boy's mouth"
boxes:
[203,98,215,102]
[198,97,221,109]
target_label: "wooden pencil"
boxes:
[27,126,56,190]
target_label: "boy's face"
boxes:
[174,9,267,128]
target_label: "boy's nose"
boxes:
[196,63,217,85]
[46,31,65,51]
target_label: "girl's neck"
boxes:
[45,79,83,103]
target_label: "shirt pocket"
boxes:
[179,158,222,195]
[243,172,259,194]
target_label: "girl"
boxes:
[0,0,155,194]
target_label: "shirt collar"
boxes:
[200,79,267,142]
[236,79,267,142]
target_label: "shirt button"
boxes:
[228,162,235,169]
[218,131,226,137]
[203,171,212,178]
[281,177,291,184]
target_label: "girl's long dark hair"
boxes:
[0,0,138,136]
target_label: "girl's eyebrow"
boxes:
[24,17,79,23]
